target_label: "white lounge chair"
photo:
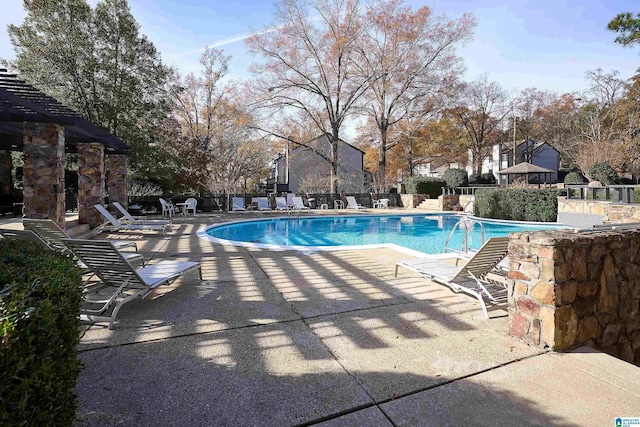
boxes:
[159,198,175,217]
[395,237,510,318]
[231,197,246,212]
[95,204,171,236]
[346,196,366,210]
[62,238,201,329]
[254,197,273,211]
[23,218,145,267]
[275,197,289,212]
[292,196,310,212]
[286,194,296,209]
[112,202,171,225]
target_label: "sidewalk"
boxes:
[12,213,639,426]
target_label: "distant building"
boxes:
[466,140,560,183]
[270,134,366,194]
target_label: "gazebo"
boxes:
[497,162,554,186]
[0,68,130,228]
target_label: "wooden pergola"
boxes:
[0,68,130,228]
[497,162,554,186]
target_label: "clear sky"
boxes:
[0,0,638,95]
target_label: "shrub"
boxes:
[0,239,83,426]
[474,188,561,222]
[442,168,468,188]
[470,172,497,185]
[564,172,587,184]
[587,162,618,185]
[403,176,446,199]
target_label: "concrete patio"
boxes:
[4,211,640,426]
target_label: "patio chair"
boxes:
[95,204,171,236]
[395,237,510,318]
[0,228,50,246]
[292,196,310,212]
[23,218,144,267]
[286,193,296,209]
[254,197,273,211]
[61,238,201,329]
[373,198,389,209]
[112,202,171,225]
[183,198,197,215]
[346,196,366,210]
[159,198,175,217]
[275,197,289,211]
[231,197,246,212]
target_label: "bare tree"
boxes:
[357,0,475,190]
[449,76,514,174]
[247,0,374,194]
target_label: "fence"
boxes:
[565,185,640,204]
[128,192,403,212]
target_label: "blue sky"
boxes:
[0,0,638,95]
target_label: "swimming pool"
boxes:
[198,213,560,255]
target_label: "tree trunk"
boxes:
[330,130,339,194]
[378,125,388,193]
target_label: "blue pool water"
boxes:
[204,214,559,254]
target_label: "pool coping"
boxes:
[196,212,564,256]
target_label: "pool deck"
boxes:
[3,210,640,426]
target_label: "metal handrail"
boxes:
[444,215,485,254]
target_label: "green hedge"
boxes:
[404,176,446,199]
[0,239,83,426]
[474,188,561,222]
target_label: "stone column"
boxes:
[77,142,105,228]
[106,154,127,210]
[23,122,65,227]
[0,150,12,194]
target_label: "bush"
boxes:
[564,172,587,184]
[587,162,619,185]
[442,168,468,188]
[403,176,446,199]
[469,172,497,185]
[0,240,83,426]
[474,188,561,222]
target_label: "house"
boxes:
[270,134,366,194]
[501,140,560,183]
[413,160,463,178]
[466,140,560,184]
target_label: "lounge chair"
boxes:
[346,196,366,210]
[95,204,171,236]
[292,196,310,212]
[231,197,246,212]
[0,228,50,246]
[286,194,296,209]
[254,197,273,211]
[159,198,175,217]
[23,218,145,267]
[395,237,510,318]
[112,202,172,225]
[275,197,289,212]
[61,238,201,329]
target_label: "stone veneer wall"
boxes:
[23,123,65,227]
[508,229,640,365]
[558,197,640,223]
[399,194,427,208]
[0,150,12,193]
[77,143,104,228]
[106,154,127,211]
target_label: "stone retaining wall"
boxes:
[558,197,640,223]
[508,229,640,365]
[400,194,427,208]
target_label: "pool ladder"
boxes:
[444,215,485,254]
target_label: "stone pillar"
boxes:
[23,122,65,227]
[0,150,12,193]
[507,229,640,365]
[106,154,128,210]
[77,142,105,228]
